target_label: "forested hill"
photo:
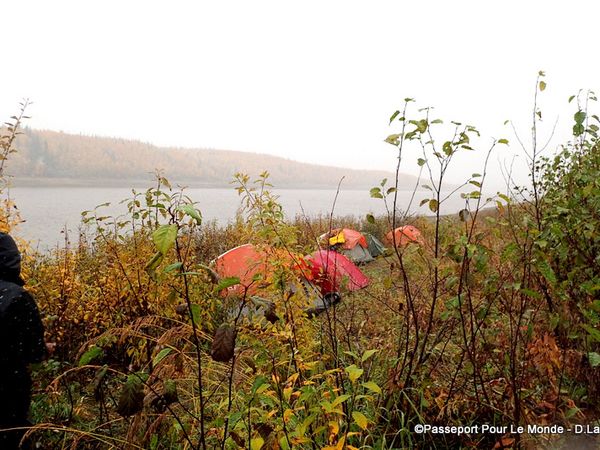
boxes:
[9,128,416,189]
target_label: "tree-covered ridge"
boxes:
[9,128,412,188]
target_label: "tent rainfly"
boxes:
[319,228,375,264]
[385,225,424,247]
[213,243,369,319]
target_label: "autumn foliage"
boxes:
[3,80,600,449]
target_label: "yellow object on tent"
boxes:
[329,232,346,246]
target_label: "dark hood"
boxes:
[0,232,24,286]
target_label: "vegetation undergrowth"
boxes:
[2,75,600,449]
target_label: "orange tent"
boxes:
[386,225,424,247]
[214,244,269,297]
[214,244,310,297]
[320,228,368,250]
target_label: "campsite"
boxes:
[2,91,600,448]
[5,106,600,448]
[2,3,600,448]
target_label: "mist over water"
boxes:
[12,186,475,248]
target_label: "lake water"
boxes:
[8,186,471,248]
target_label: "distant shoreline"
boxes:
[9,128,417,191]
[10,177,228,189]
[8,177,393,191]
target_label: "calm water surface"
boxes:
[10,186,469,248]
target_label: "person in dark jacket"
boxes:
[0,232,47,449]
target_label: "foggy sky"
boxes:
[1,0,599,190]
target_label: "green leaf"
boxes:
[458,209,469,222]
[389,110,401,124]
[386,187,396,195]
[417,158,426,166]
[442,141,453,155]
[190,304,202,326]
[588,352,600,368]
[420,198,430,207]
[539,80,546,91]
[385,134,401,145]
[251,375,269,395]
[428,199,439,213]
[79,345,104,366]
[164,262,183,273]
[160,176,172,189]
[352,411,369,430]
[153,348,172,366]
[575,110,586,124]
[145,251,164,278]
[537,259,556,284]
[521,288,541,299]
[565,407,580,419]
[498,193,510,203]
[361,349,378,362]
[332,394,351,407]
[217,276,241,292]
[179,204,202,225]
[366,213,375,224]
[361,381,382,394]
[582,324,600,343]
[370,187,383,199]
[345,364,364,383]
[498,138,509,145]
[343,350,359,360]
[152,224,178,255]
[416,119,428,133]
[568,95,576,103]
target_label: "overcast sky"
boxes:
[1,1,599,190]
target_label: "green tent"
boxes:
[364,233,386,258]
[340,245,374,264]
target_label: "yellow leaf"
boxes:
[361,381,382,394]
[328,420,339,436]
[332,394,351,407]
[251,437,264,450]
[286,372,299,385]
[283,408,294,424]
[345,364,364,383]
[352,411,369,430]
[323,435,346,450]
